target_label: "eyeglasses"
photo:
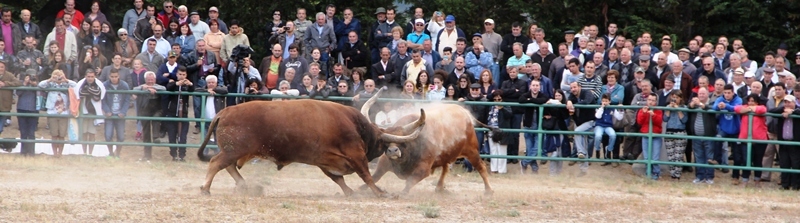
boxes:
[415,24,424,26]
[365,85,374,87]
[493,98,502,101]
[484,23,492,25]
[702,63,713,66]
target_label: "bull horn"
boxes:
[381,124,423,143]
[401,109,426,134]
[360,87,385,123]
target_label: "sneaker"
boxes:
[193,126,200,134]
[707,159,718,165]
[577,153,586,159]
[693,179,703,184]
[178,158,186,162]
[520,164,528,174]
[706,179,714,184]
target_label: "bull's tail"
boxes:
[197,116,221,162]
[472,118,499,132]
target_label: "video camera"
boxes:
[230,44,254,67]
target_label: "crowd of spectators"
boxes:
[1,1,800,189]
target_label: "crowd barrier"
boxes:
[2,86,800,178]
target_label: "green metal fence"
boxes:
[2,86,800,178]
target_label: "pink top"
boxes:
[734,105,768,140]
[1,22,13,55]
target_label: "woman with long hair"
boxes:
[445,85,456,101]
[400,80,419,99]
[415,70,431,99]
[663,89,688,180]
[545,89,571,175]
[427,74,446,101]
[454,75,471,100]
[487,90,513,174]
[478,69,495,98]
[350,68,365,94]
[298,74,315,96]
[165,19,181,43]
[86,1,107,23]
[176,23,196,57]
[101,21,116,41]
[309,48,328,77]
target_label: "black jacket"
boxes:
[500,77,528,113]
[769,107,800,141]
[329,90,354,107]
[531,53,556,77]
[195,85,228,114]
[569,89,597,126]
[165,81,195,118]
[500,34,530,65]
[371,60,395,87]
[686,100,718,136]
[447,70,476,89]
[341,40,368,69]
[466,95,489,124]
[518,91,549,128]
[488,106,514,145]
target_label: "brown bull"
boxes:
[361,101,493,195]
[197,89,425,197]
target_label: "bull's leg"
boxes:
[435,164,450,193]
[320,168,354,196]
[401,166,432,194]
[464,151,494,195]
[225,165,246,186]
[351,160,390,198]
[359,155,391,191]
[200,154,236,195]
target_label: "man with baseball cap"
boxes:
[434,15,465,53]
[482,19,502,63]
[207,7,229,34]
[406,18,431,51]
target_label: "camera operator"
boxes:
[226,56,261,105]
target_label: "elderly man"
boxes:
[678,48,697,75]
[16,36,45,77]
[294,8,312,43]
[135,38,165,72]
[17,9,42,46]
[132,71,166,162]
[186,39,218,133]
[500,66,528,164]
[157,0,179,28]
[334,8,361,55]
[482,19,502,62]
[400,49,433,86]
[661,60,693,102]
[305,12,336,67]
[188,11,210,40]
[370,47,395,88]
[688,87,718,184]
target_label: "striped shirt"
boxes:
[577,74,603,99]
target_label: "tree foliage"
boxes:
[5,0,800,61]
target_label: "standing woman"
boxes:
[265,10,286,56]
[115,28,139,67]
[733,94,768,186]
[85,1,108,23]
[175,23,196,57]
[426,11,445,48]
[662,90,689,180]
[38,70,77,157]
[545,89,571,175]
[204,19,225,64]
[478,69,495,98]
[487,90,513,174]
[454,75,471,100]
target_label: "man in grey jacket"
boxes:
[305,12,336,68]
[122,0,146,40]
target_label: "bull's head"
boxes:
[361,87,425,159]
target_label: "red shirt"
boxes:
[734,105,768,140]
[56,32,66,50]
[636,109,663,134]
[57,10,85,28]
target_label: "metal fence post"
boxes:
[536,103,543,158]
[746,112,753,168]
[646,110,653,179]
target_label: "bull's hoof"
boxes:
[435,187,451,194]
[483,190,495,196]
[200,186,211,195]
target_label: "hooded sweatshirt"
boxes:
[713,94,742,135]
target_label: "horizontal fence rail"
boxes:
[2,87,800,176]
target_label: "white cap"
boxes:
[209,6,219,12]
[414,18,425,24]
[484,19,495,24]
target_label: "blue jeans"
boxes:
[693,139,715,180]
[594,126,616,154]
[521,124,541,170]
[642,137,663,179]
[715,130,735,166]
[193,78,207,128]
[104,118,126,142]
[476,130,488,154]
[490,63,500,85]
[574,121,595,156]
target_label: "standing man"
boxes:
[206,7,228,34]
[186,39,217,134]
[188,12,210,40]
[368,7,387,63]
[334,8,361,59]
[133,5,160,46]
[0,8,22,54]
[270,21,299,60]
[133,71,166,162]
[500,66,528,163]
[434,15,465,55]
[500,23,530,83]
[123,0,146,38]
[85,20,114,61]
[17,10,42,47]
[157,0,179,29]
[519,79,550,174]
[165,66,193,161]
[140,24,170,58]
[481,18,502,65]
[294,8,312,42]
[220,20,250,64]
[305,12,336,72]
[0,61,20,136]
[16,36,45,77]
[604,23,618,50]
[57,0,84,28]
[102,69,131,158]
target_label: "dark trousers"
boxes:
[732,142,767,180]
[166,120,190,158]
[508,114,523,162]
[141,119,160,159]
[622,124,642,158]
[17,110,39,156]
[779,145,800,189]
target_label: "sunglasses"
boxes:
[165,5,173,8]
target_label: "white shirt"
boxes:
[204,96,217,119]
[652,51,680,64]
[141,36,171,58]
[525,41,554,56]
[189,21,211,40]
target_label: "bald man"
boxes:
[17,9,43,47]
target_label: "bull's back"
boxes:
[214,100,368,163]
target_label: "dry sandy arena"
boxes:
[1,110,800,222]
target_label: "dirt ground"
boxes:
[2,106,800,222]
